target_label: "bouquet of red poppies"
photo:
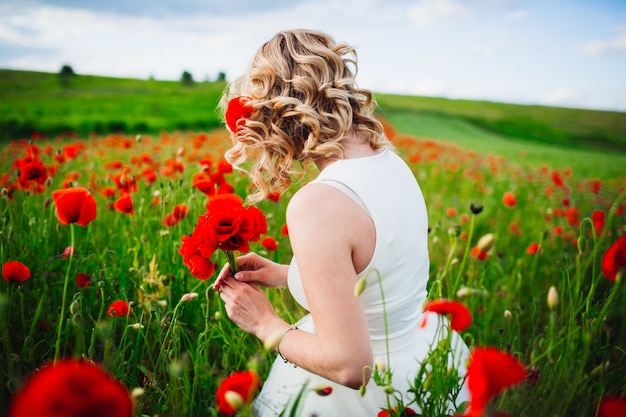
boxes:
[179,193,267,280]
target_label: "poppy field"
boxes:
[1,111,625,416]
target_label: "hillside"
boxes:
[1,69,625,153]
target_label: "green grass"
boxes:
[375,93,626,152]
[384,111,626,180]
[0,69,226,139]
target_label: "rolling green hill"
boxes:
[1,69,625,156]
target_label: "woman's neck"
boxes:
[314,132,380,171]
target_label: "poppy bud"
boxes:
[470,202,483,215]
[374,356,386,372]
[359,384,367,397]
[313,385,333,396]
[476,233,495,252]
[383,385,395,394]
[180,292,198,303]
[263,328,285,351]
[448,226,461,238]
[547,286,559,310]
[131,387,145,400]
[224,390,244,411]
[504,310,513,320]
[70,300,80,315]
[354,275,367,297]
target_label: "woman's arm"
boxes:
[218,183,375,388]
[275,183,375,388]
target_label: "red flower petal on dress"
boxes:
[466,347,526,415]
[2,261,31,283]
[107,300,131,317]
[52,187,97,226]
[602,234,626,281]
[423,299,472,332]
[216,370,261,415]
[8,359,133,417]
[225,96,253,134]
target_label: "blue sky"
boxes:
[1,0,625,111]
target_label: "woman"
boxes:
[214,29,469,416]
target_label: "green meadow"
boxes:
[1,69,625,416]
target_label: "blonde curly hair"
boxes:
[220,29,390,202]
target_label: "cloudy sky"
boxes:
[1,0,625,111]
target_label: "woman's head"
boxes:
[221,29,389,202]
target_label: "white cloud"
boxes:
[506,8,528,21]
[541,88,580,107]
[580,26,626,55]
[408,0,469,30]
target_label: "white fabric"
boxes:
[253,148,469,416]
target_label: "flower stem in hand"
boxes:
[224,250,239,274]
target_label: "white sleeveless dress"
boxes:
[252,148,469,416]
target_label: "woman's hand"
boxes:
[213,252,288,291]
[217,277,286,341]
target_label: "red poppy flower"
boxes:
[217,159,233,174]
[62,246,75,260]
[502,191,516,208]
[525,242,539,255]
[261,236,279,251]
[18,159,48,186]
[113,194,134,215]
[179,234,217,279]
[8,359,133,417]
[592,209,605,236]
[602,234,626,281]
[598,395,626,417]
[267,191,281,202]
[162,213,179,227]
[76,273,92,287]
[173,204,188,220]
[422,299,472,332]
[216,370,261,415]
[107,300,131,317]
[52,187,97,226]
[225,96,253,134]
[470,246,488,260]
[2,261,31,283]
[378,406,417,417]
[207,194,266,252]
[466,347,526,416]
[179,194,267,279]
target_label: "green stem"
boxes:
[54,223,75,361]
[454,213,476,289]
[224,250,239,273]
